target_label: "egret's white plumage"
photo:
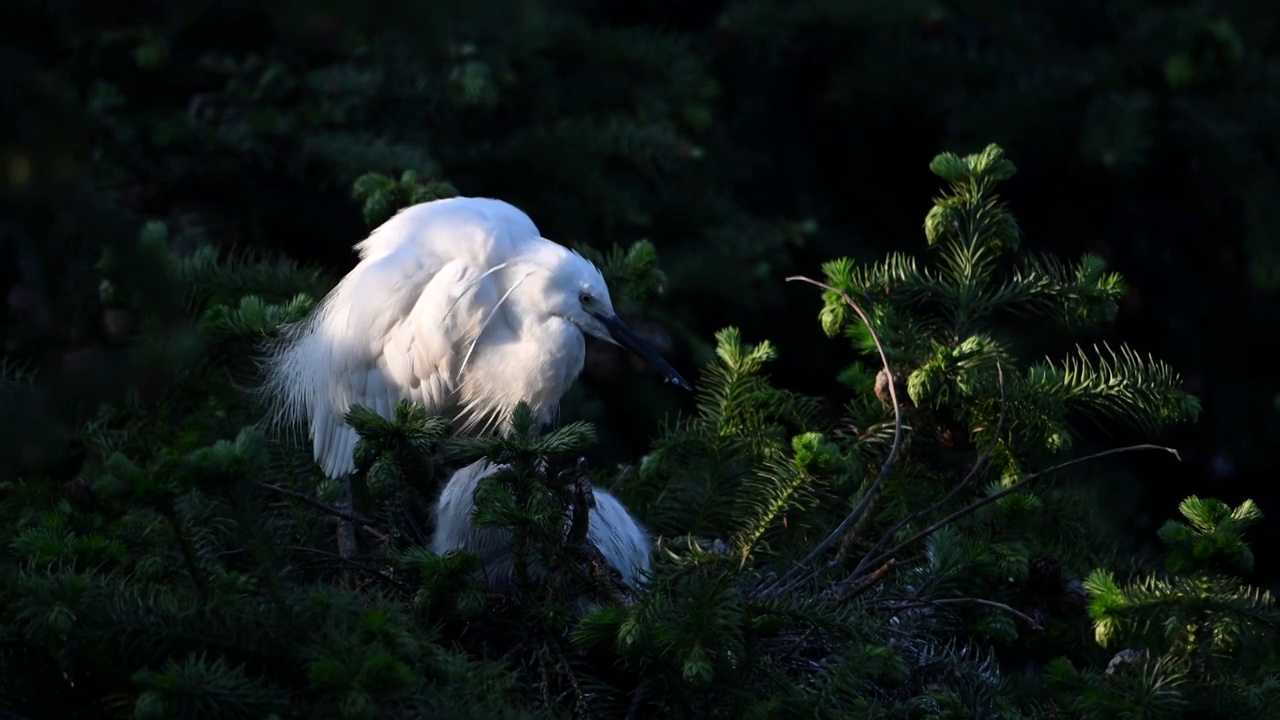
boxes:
[261,196,689,479]
[432,459,652,591]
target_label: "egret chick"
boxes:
[432,459,651,592]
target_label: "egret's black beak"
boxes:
[598,314,692,391]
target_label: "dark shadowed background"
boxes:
[4,0,1277,588]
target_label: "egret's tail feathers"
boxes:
[255,282,367,477]
[255,316,321,438]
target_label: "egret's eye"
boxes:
[579,292,593,306]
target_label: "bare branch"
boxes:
[755,274,904,598]
[852,443,1181,578]
[878,596,1043,631]
[254,481,391,542]
[626,679,650,720]
[564,459,596,547]
[609,463,634,495]
[852,361,1007,578]
[837,558,898,601]
[282,544,409,590]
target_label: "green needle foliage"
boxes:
[0,141,1265,719]
[807,146,1201,603]
[1035,497,1280,719]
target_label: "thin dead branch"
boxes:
[755,274,904,598]
[255,480,392,542]
[609,464,634,495]
[282,544,408,590]
[879,596,1043,631]
[837,558,898,601]
[852,443,1181,580]
[626,679,650,720]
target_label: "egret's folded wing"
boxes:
[265,249,501,479]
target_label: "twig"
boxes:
[626,679,649,720]
[879,596,1043,631]
[566,460,596,547]
[254,481,392,542]
[780,627,816,660]
[756,275,904,597]
[609,464,634,495]
[853,443,1181,579]
[553,642,588,716]
[395,499,431,546]
[282,544,409,590]
[537,643,554,708]
[851,361,1007,578]
[837,558,897,601]
[835,485,880,563]
[335,476,360,559]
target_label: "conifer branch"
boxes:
[851,443,1181,581]
[160,507,210,593]
[851,361,1007,578]
[757,275,904,597]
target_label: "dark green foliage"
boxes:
[353,171,460,230]
[819,144,1198,457]
[700,0,1280,518]
[5,0,1277,495]
[3,0,1277,714]
[0,422,537,718]
[3,0,781,466]
[624,327,827,550]
[723,0,1279,283]
[802,146,1199,601]
[1034,498,1279,719]
[5,126,1263,716]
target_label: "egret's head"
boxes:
[539,249,691,391]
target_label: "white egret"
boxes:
[433,459,651,591]
[261,196,689,556]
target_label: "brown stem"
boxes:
[254,481,391,542]
[565,459,596,547]
[879,596,1043,631]
[838,558,898,601]
[282,545,408,590]
[756,275,904,598]
[609,464,634,495]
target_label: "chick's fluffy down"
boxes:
[431,459,652,591]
